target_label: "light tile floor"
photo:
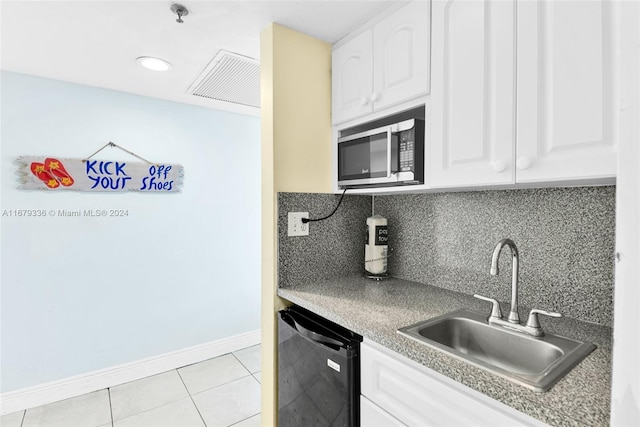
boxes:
[0,344,261,427]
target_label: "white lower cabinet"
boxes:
[361,395,406,426]
[360,340,548,426]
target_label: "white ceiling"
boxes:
[0,0,398,116]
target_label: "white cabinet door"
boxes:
[516,0,617,183]
[361,340,548,426]
[430,0,516,188]
[372,0,430,111]
[332,29,373,124]
[361,395,406,427]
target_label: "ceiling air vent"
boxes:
[188,50,260,108]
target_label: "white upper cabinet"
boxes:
[373,1,430,112]
[332,1,430,125]
[430,0,516,187]
[332,30,374,124]
[430,0,617,188]
[516,0,617,182]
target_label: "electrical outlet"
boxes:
[288,212,309,236]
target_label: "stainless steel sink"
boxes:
[397,309,596,392]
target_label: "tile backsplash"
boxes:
[278,186,616,327]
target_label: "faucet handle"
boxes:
[474,294,503,319]
[526,308,562,329]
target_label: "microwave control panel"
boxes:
[399,128,415,172]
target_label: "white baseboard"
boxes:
[0,329,260,416]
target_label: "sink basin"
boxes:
[397,309,596,392]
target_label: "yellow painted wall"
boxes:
[271,27,333,192]
[260,23,333,425]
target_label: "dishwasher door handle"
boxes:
[282,312,344,348]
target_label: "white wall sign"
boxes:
[17,156,184,192]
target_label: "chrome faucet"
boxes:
[490,238,520,323]
[475,238,562,337]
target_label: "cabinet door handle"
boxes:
[491,160,507,173]
[360,96,369,106]
[370,92,380,102]
[516,156,533,170]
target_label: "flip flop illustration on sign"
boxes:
[30,162,60,189]
[45,158,74,186]
[29,158,75,189]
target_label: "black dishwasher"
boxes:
[278,305,362,427]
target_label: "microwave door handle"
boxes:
[386,128,392,178]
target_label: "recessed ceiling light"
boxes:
[136,56,173,72]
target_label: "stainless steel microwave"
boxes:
[337,119,424,188]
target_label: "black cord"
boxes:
[302,188,348,223]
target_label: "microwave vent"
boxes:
[188,50,260,108]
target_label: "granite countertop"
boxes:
[277,276,612,427]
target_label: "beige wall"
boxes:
[260,23,333,425]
